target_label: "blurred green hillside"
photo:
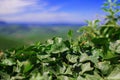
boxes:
[0,24,81,49]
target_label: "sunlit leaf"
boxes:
[107,67,120,80]
[0,71,10,80]
[1,58,15,66]
[85,72,104,80]
[81,62,93,74]
[23,60,33,73]
[66,54,78,63]
[96,61,113,75]
[79,53,89,62]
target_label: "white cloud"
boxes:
[48,6,62,12]
[0,12,82,23]
[0,0,47,15]
[0,0,83,23]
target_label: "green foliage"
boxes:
[102,0,120,25]
[0,0,120,80]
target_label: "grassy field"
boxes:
[0,24,81,49]
[0,35,25,49]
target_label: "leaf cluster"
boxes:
[0,0,120,80]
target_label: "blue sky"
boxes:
[0,0,105,23]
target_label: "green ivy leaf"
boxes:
[66,54,78,63]
[109,40,120,54]
[85,72,104,80]
[0,71,10,80]
[81,62,93,74]
[96,61,113,75]
[1,58,15,66]
[79,53,89,62]
[107,67,120,80]
[77,75,85,80]
[23,60,33,73]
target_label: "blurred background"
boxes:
[0,0,104,49]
